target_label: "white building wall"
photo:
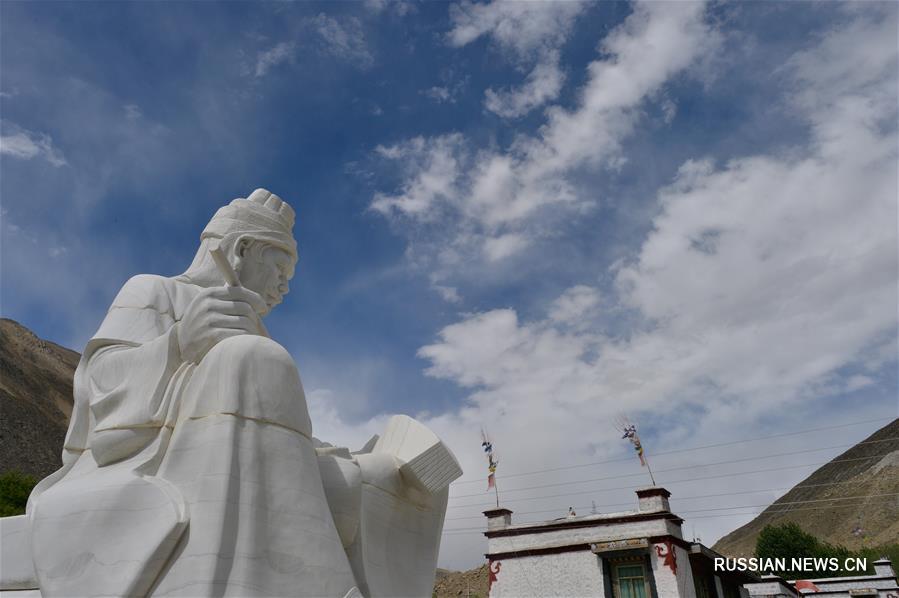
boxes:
[487,518,677,554]
[637,494,670,513]
[490,551,605,598]
[648,542,697,598]
[745,579,798,597]
[746,572,899,598]
[807,578,899,593]
[487,539,701,598]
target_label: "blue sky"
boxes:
[2,1,897,570]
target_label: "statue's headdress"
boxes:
[201,188,297,259]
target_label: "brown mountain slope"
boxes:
[713,418,899,557]
[433,564,489,597]
[0,318,78,480]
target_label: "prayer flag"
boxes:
[622,423,646,467]
[482,429,498,491]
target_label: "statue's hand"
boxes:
[177,286,268,363]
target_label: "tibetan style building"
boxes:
[482,487,898,598]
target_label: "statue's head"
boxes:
[182,188,298,315]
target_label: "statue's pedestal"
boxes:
[0,515,37,594]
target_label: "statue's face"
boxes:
[237,244,295,314]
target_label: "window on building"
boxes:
[613,562,650,598]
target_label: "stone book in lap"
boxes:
[0,189,462,598]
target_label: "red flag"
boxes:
[795,581,821,593]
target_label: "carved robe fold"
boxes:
[28,274,358,597]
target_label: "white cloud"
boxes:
[419,7,895,566]
[373,2,718,270]
[370,134,467,218]
[449,1,586,117]
[427,4,899,425]
[124,103,142,120]
[844,375,875,392]
[422,75,468,106]
[363,0,415,17]
[1,133,47,159]
[549,285,601,325]
[524,2,716,175]
[311,14,373,68]
[306,389,388,449]
[483,232,528,262]
[447,0,586,60]
[248,17,373,81]
[423,86,453,104]
[484,50,565,118]
[601,7,896,415]
[434,285,462,303]
[363,0,387,12]
[448,1,587,117]
[420,309,542,388]
[360,7,898,569]
[251,17,372,80]
[660,96,677,124]
[254,41,296,78]
[0,122,67,167]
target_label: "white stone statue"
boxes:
[0,189,462,598]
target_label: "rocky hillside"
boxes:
[0,318,77,480]
[433,564,489,598]
[714,418,899,556]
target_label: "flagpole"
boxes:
[482,429,500,507]
[621,420,657,486]
[644,454,657,486]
